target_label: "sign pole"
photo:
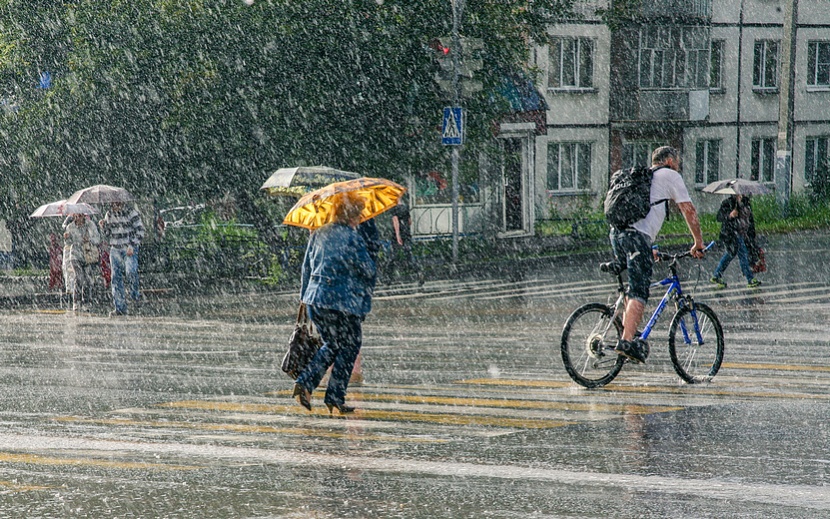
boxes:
[774,0,797,213]
[450,0,463,263]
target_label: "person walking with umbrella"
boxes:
[100,202,145,315]
[291,190,377,414]
[703,178,769,290]
[710,194,761,288]
[64,212,101,311]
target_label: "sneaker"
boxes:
[747,278,762,288]
[615,339,647,364]
[108,310,127,317]
[709,277,727,289]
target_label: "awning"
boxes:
[494,71,548,135]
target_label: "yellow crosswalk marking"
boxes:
[158,400,574,429]
[723,362,830,373]
[0,451,199,471]
[458,377,830,399]
[55,416,446,443]
[0,480,52,491]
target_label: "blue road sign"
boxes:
[441,107,463,146]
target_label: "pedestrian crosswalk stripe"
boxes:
[158,399,574,429]
[457,377,830,399]
[722,361,830,372]
[0,451,200,471]
[268,391,682,415]
[55,416,447,443]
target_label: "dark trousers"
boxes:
[295,306,363,406]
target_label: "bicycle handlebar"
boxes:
[654,240,716,262]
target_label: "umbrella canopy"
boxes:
[30,200,98,218]
[283,177,406,231]
[702,178,771,196]
[260,166,361,197]
[66,184,134,204]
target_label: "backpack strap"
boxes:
[648,166,669,210]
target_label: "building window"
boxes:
[695,140,720,185]
[751,138,776,183]
[639,26,709,89]
[622,141,665,170]
[807,41,830,88]
[805,137,829,184]
[710,40,724,90]
[549,37,593,89]
[547,142,592,191]
[753,40,779,90]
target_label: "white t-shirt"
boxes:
[631,167,692,242]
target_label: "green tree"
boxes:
[0,0,574,211]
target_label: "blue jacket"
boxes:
[300,223,377,317]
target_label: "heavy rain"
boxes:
[0,0,829,517]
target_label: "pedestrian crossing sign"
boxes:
[441,107,463,145]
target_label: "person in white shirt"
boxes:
[609,146,705,363]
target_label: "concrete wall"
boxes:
[535,127,610,217]
[539,23,611,127]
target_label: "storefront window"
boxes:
[414,169,480,205]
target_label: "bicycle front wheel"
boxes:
[668,302,724,383]
[561,303,625,388]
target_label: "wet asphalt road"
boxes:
[0,232,829,517]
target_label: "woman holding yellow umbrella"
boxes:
[287,178,405,414]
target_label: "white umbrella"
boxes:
[260,166,360,197]
[30,200,98,218]
[66,184,134,204]
[702,178,771,196]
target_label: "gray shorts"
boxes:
[609,228,654,304]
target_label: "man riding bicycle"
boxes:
[609,146,705,364]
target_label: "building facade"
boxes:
[534,0,830,217]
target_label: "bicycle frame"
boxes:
[610,249,712,348]
[640,272,685,342]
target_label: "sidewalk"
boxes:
[1,229,825,310]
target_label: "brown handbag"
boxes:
[82,240,100,265]
[281,303,322,379]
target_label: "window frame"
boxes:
[695,139,721,186]
[709,39,725,92]
[621,141,665,170]
[638,26,710,90]
[807,41,830,90]
[548,37,594,92]
[750,137,776,183]
[752,40,780,92]
[805,136,830,185]
[546,141,593,192]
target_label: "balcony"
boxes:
[625,0,711,22]
[638,89,709,121]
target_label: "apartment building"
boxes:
[534,0,830,216]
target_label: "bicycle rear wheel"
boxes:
[668,302,724,383]
[561,303,625,388]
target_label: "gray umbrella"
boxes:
[30,200,98,218]
[260,166,360,197]
[66,184,134,204]
[702,178,771,196]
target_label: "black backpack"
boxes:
[604,166,667,230]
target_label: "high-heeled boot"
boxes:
[325,402,355,415]
[293,384,312,411]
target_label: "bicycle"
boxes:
[561,241,724,388]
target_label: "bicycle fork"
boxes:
[677,298,705,346]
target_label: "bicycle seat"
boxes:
[599,261,624,275]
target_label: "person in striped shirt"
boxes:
[100,202,145,316]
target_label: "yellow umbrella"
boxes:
[283,177,406,231]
